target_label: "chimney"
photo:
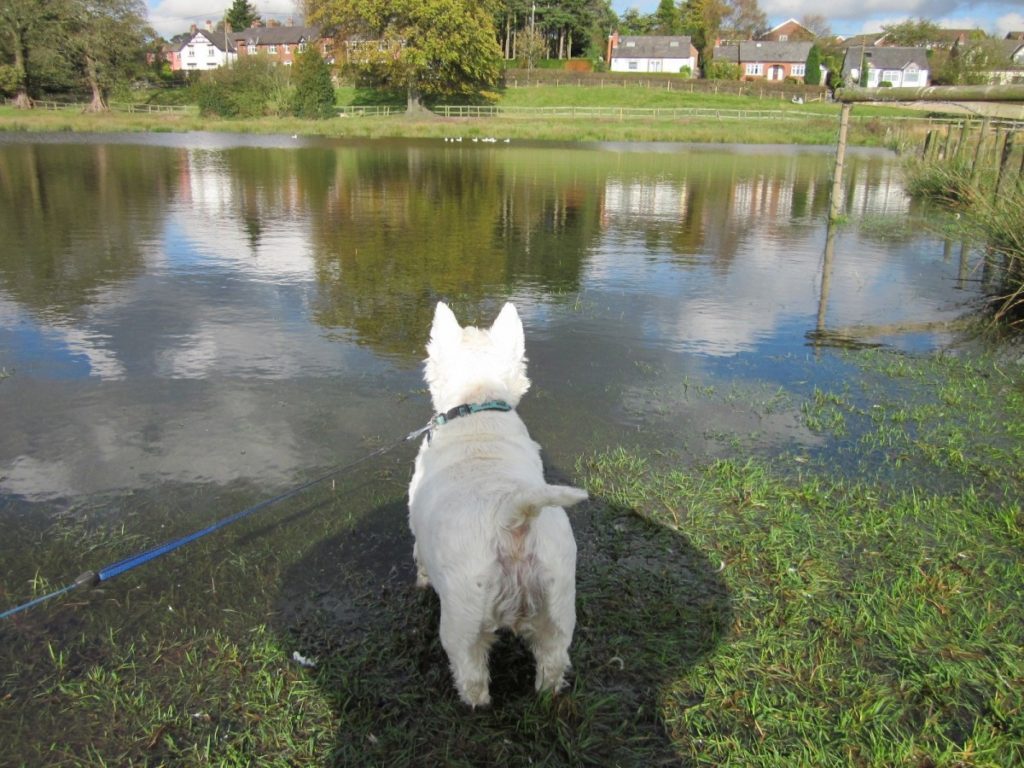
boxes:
[606,31,618,64]
[286,17,293,26]
[190,23,197,34]
[205,19,213,31]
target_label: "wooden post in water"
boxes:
[942,124,954,160]
[971,117,990,182]
[996,131,1015,198]
[829,102,852,224]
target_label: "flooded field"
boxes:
[2,134,1016,766]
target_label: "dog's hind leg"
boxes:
[439,602,494,708]
[526,585,575,695]
[412,542,430,589]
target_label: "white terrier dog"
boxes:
[408,302,588,707]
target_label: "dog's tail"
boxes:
[503,484,588,528]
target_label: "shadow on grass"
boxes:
[275,468,732,765]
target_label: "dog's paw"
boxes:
[459,681,492,709]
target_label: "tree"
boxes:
[617,8,654,35]
[65,0,152,112]
[722,0,765,40]
[308,0,503,110]
[291,46,335,118]
[799,13,831,40]
[0,0,62,107]
[880,17,941,47]
[936,38,1007,85]
[653,0,680,35]
[804,44,821,85]
[225,0,260,32]
[681,0,726,75]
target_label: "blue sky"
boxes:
[146,0,1024,41]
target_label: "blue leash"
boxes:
[1,430,422,621]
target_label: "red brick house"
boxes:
[759,19,814,43]
[231,21,333,66]
[714,40,815,82]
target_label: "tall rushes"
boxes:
[903,151,1024,329]
[973,189,1024,326]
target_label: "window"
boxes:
[247,44,256,54]
[625,41,635,47]
[628,61,638,70]
[746,63,763,75]
[883,69,900,84]
[187,45,195,57]
[669,41,679,47]
[791,63,805,76]
[282,44,289,53]
[779,34,788,42]
[298,42,307,52]
[268,45,277,54]
[903,66,920,84]
[208,46,215,57]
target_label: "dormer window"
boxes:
[625,40,635,47]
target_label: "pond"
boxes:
[0,134,979,509]
[0,131,998,761]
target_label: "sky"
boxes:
[145,0,1024,41]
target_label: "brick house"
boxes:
[231,22,333,66]
[715,40,815,82]
[759,19,814,43]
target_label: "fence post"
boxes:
[829,102,852,224]
[970,117,990,182]
[995,131,1015,198]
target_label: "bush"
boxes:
[196,57,287,118]
[291,47,336,119]
[705,60,741,80]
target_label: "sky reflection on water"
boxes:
[0,135,982,505]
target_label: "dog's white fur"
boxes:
[408,302,587,707]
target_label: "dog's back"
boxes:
[408,303,586,707]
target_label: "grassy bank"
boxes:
[2,347,1022,766]
[0,85,922,146]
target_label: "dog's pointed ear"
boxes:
[430,302,462,349]
[490,303,525,358]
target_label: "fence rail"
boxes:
[336,105,402,117]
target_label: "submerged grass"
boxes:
[2,349,1022,766]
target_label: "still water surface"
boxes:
[0,133,980,534]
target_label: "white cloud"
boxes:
[147,0,302,39]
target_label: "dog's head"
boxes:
[424,302,531,413]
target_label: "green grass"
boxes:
[0,83,922,146]
[2,348,1022,766]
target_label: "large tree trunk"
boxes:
[82,54,108,112]
[12,41,32,108]
[406,84,423,112]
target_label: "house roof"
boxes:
[611,36,694,59]
[181,30,234,53]
[839,33,883,48]
[231,25,321,46]
[760,18,814,39]
[737,40,812,63]
[713,44,739,63]
[842,46,929,78]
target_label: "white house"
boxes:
[842,46,930,88]
[179,23,236,71]
[608,34,698,76]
